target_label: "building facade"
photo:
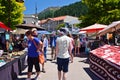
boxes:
[39,15,80,32]
[23,14,39,25]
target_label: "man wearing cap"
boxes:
[56,28,73,80]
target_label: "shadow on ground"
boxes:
[84,68,101,80]
[74,52,89,58]
[79,58,89,64]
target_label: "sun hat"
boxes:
[58,28,68,35]
[31,28,37,32]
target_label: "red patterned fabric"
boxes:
[90,45,120,80]
[90,45,120,66]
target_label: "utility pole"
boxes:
[35,2,38,25]
[35,2,37,18]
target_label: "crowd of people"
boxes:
[0,28,90,80]
[24,28,89,80]
[2,27,117,80]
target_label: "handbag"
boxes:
[33,40,45,64]
[39,53,45,64]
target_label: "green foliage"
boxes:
[38,7,60,20]
[0,0,25,29]
[54,1,88,17]
[38,1,88,20]
[80,0,120,27]
[56,23,65,30]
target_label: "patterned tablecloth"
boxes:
[89,45,120,80]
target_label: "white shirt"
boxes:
[56,35,71,58]
[43,37,48,48]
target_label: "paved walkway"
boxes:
[17,48,100,80]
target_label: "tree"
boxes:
[56,23,65,30]
[80,0,120,27]
[54,1,88,17]
[0,0,25,29]
[38,1,88,20]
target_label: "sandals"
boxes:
[41,68,46,73]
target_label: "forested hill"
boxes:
[38,7,60,20]
[38,1,88,20]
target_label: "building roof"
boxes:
[16,23,45,30]
[39,15,79,25]
[51,16,66,21]
[39,19,48,24]
[39,16,67,24]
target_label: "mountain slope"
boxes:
[38,7,60,20]
[38,1,88,20]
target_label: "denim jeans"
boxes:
[44,47,47,61]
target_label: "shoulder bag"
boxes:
[32,39,45,64]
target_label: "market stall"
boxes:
[0,22,27,80]
[0,51,27,80]
[97,21,120,45]
[98,21,120,36]
[89,45,120,80]
[16,23,45,30]
[0,22,12,51]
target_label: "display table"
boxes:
[89,45,120,80]
[0,52,26,80]
[18,53,27,74]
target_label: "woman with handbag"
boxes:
[25,30,41,80]
[32,28,46,73]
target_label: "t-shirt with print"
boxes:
[28,37,39,57]
[56,35,71,59]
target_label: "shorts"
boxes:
[57,58,69,72]
[27,56,40,72]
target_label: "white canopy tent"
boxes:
[12,28,28,34]
[98,21,120,36]
[79,31,87,34]
[80,23,108,33]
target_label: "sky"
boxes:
[24,0,80,14]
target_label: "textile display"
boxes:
[89,45,120,80]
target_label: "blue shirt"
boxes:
[50,36,57,47]
[27,38,39,57]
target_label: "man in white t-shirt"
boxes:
[56,28,73,80]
